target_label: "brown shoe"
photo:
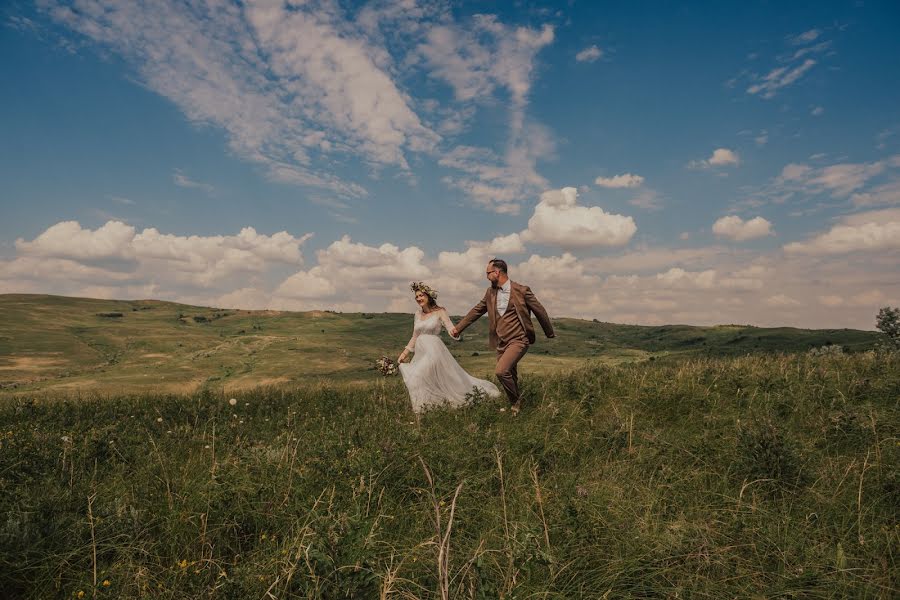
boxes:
[510,401,522,416]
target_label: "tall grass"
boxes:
[1,351,897,598]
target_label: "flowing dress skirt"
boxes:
[399,334,501,413]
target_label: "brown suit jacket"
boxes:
[455,280,555,349]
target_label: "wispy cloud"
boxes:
[40,0,441,199]
[741,28,833,99]
[575,45,602,63]
[173,169,214,195]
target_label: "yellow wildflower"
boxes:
[77,592,85,599]
[178,559,188,569]
[102,580,110,587]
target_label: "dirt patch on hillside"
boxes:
[0,356,66,370]
[141,353,170,359]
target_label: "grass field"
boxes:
[1,350,897,598]
[0,294,883,397]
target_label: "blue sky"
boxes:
[1,0,899,329]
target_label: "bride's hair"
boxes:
[411,281,442,311]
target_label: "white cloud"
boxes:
[712,215,774,241]
[439,135,553,214]
[419,16,554,107]
[811,106,825,117]
[575,45,602,63]
[747,59,817,99]
[40,0,442,198]
[437,234,526,281]
[521,187,637,249]
[595,173,644,188]
[16,220,136,260]
[173,169,214,195]
[790,29,821,45]
[773,157,899,201]
[14,220,310,290]
[741,30,832,100]
[315,235,430,286]
[273,268,336,299]
[850,180,900,207]
[690,148,740,169]
[784,209,900,255]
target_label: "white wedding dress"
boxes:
[400,308,501,413]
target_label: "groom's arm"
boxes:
[524,286,556,338]
[454,290,489,334]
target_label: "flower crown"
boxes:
[410,281,438,301]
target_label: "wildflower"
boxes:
[245,402,250,406]
[156,417,163,423]
[102,580,110,587]
[61,435,71,443]
[179,559,188,569]
[77,591,85,599]
[229,398,237,406]
[204,445,210,449]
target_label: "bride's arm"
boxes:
[440,309,461,340]
[398,317,418,362]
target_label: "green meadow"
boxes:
[1,294,897,598]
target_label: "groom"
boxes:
[451,259,555,415]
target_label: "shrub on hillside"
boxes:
[875,306,900,349]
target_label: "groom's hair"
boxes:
[489,259,508,273]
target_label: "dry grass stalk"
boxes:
[419,456,464,600]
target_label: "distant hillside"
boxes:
[0,294,882,396]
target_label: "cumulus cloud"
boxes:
[14,220,311,289]
[712,215,774,241]
[784,208,900,255]
[595,173,644,188]
[273,268,336,299]
[16,220,136,260]
[521,187,637,249]
[690,148,740,169]
[575,45,602,63]
[314,235,430,286]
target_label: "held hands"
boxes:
[450,327,459,337]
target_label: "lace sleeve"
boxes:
[405,314,419,352]
[440,309,460,340]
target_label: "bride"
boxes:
[397,282,501,413]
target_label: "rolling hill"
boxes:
[0,293,882,396]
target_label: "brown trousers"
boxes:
[495,341,528,405]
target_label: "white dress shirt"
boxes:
[496,279,511,315]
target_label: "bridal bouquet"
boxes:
[376,356,398,376]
